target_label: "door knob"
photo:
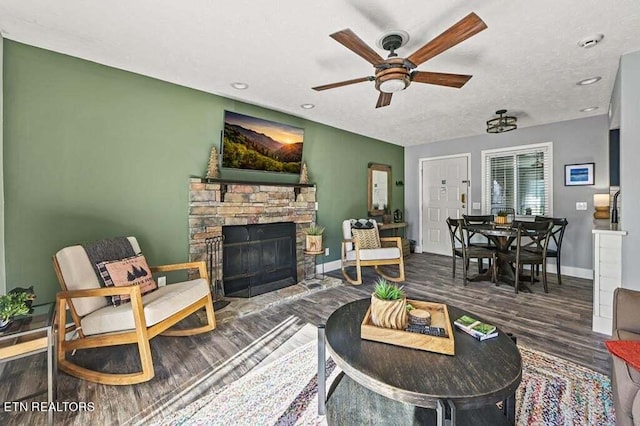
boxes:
[461,193,466,203]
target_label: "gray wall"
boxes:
[620,51,640,289]
[405,115,610,272]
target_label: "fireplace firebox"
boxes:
[222,222,297,297]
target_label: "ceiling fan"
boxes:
[312,12,487,108]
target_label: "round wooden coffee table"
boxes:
[323,298,522,425]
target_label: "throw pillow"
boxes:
[352,228,381,249]
[97,254,158,307]
[350,219,376,230]
[605,340,640,371]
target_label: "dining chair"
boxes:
[497,221,553,294]
[446,218,496,286]
[462,215,495,272]
[531,216,568,285]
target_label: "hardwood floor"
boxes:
[0,253,611,425]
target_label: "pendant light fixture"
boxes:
[486,109,517,133]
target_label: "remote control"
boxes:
[405,325,448,338]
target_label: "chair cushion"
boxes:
[80,278,209,336]
[352,228,381,249]
[346,247,400,261]
[97,254,158,307]
[55,237,141,316]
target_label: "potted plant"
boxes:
[370,278,408,330]
[0,292,30,330]
[304,224,325,253]
[496,210,509,225]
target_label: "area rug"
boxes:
[159,341,615,426]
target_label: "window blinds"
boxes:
[482,143,552,216]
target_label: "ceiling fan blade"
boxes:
[406,12,487,67]
[375,92,392,108]
[312,76,374,91]
[411,71,472,88]
[330,29,385,65]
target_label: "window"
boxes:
[481,142,552,216]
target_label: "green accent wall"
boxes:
[3,41,404,302]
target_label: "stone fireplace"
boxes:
[188,178,316,297]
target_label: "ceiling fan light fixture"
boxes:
[486,109,517,133]
[378,78,408,93]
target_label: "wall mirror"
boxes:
[368,163,391,216]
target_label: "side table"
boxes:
[304,250,325,280]
[378,222,410,257]
[0,302,56,424]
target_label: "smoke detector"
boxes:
[578,34,604,48]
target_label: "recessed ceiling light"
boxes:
[576,77,601,86]
[578,34,604,48]
[580,106,599,112]
[300,103,315,109]
[231,82,248,90]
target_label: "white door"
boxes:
[420,156,469,255]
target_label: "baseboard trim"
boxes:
[319,259,341,273]
[592,315,612,335]
[560,265,593,280]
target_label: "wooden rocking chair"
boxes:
[340,219,405,285]
[53,237,216,385]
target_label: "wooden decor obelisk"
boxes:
[205,146,220,179]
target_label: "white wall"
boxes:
[620,51,640,290]
[405,115,609,273]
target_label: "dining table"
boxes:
[466,224,534,292]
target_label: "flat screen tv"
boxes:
[221,111,304,174]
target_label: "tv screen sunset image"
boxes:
[222,111,304,173]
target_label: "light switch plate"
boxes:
[472,202,481,210]
[576,202,588,211]
[158,276,167,287]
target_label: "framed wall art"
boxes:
[564,162,595,186]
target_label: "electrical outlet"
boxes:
[158,276,167,287]
[315,202,319,211]
[576,202,588,211]
[472,202,481,210]
[324,248,330,256]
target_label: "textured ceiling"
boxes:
[1,1,639,146]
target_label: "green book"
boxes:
[454,315,498,341]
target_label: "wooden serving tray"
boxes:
[361,299,455,355]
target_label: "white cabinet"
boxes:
[592,227,627,335]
